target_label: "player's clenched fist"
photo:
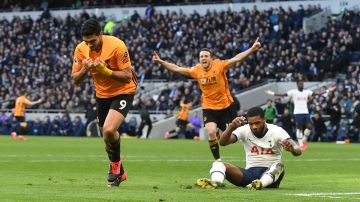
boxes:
[82,58,94,71]
[93,57,113,76]
[93,57,105,67]
[229,116,247,129]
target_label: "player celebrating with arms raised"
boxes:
[153,38,261,161]
[197,107,301,190]
[71,19,137,187]
[266,80,334,150]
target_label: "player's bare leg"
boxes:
[102,109,127,187]
[206,122,221,160]
[224,162,245,186]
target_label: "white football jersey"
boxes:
[287,89,313,114]
[232,124,290,169]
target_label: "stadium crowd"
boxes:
[263,63,360,143]
[0,4,360,140]
[0,0,317,12]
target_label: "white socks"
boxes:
[296,129,303,146]
[260,174,273,187]
[303,128,311,141]
[297,128,312,144]
[210,160,226,183]
[260,163,284,188]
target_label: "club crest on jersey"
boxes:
[200,76,216,85]
[122,51,129,64]
[73,56,79,64]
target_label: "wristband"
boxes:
[96,63,113,76]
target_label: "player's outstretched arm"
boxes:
[227,37,261,66]
[279,138,302,156]
[25,98,43,106]
[72,58,93,86]
[219,116,247,146]
[312,86,336,96]
[265,90,287,97]
[152,51,191,77]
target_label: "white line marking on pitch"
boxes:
[286,192,360,200]
[289,193,360,196]
[1,158,360,163]
[1,154,360,161]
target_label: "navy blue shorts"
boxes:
[294,114,311,129]
[238,167,284,188]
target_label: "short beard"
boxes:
[252,125,268,138]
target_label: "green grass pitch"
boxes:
[0,135,359,201]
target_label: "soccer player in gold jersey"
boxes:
[153,38,261,161]
[72,18,137,187]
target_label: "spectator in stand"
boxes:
[278,108,295,141]
[60,112,72,136]
[70,116,85,136]
[274,98,286,115]
[339,94,353,118]
[50,115,61,136]
[85,98,98,136]
[327,97,342,141]
[337,119,350,142]
[127,117,138,137]
[137,96,152,138]
[42,115,52,135]
[0,111,7,122]
[264,99,277,124]
[230,90,241,117]
[351,102,360,142]
[0,111,9,134]
[188,111,202,139]
[32,117,43,136]
[311,111,328,142]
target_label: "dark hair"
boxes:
[20,90,28,95]
[81,18,101,36]
[246,107,264,118]
[200,48,213,57]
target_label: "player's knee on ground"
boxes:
[210,161,226,183]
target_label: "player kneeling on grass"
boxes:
[196,107,301,190]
